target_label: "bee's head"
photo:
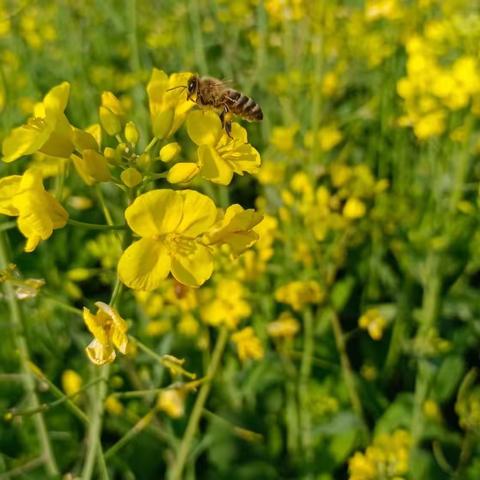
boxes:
[187,75,199,100]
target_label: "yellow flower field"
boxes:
[1,1,480,479]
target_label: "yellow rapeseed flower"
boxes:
[0,168,68,252]
[275,280,324,311]
[179,110,260,185]
[105,395,124,416]
[267,312,300,340]
[270,125,298,152]
[2,82,74,163]
[147,69,193,138]
[157,389,185,418]
[71,131,111,186]
[359,309,387,340]
[178,313,199,336]
[200,279,251,329]
[231,327,264,362]
[83,302,128,365]
[343,197,367,219]
[304,125,343,152]
[348,430,410,480]
[206,204,263,256]
[118,189,217,290]
[61,370,83,397]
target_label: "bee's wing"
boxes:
[209,78,234,88]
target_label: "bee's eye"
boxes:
[188,79,196,93]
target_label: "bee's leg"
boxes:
[220,106,233,138]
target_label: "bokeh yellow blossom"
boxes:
[267,312,300,339]
[348,430,410,480]
[358,309,387,341]
[275,280,324,311]
[231,327,264,362]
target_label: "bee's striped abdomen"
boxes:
[224,89,263,122]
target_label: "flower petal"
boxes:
[44,192,68,228]
[125,190,183,237]
[0,175,21,215]
[187,110,223,146]
[83,307,109,345]
[43,82,70,114]
[147,68,169,112]
[85,338,116,366]
[152,109,175,139]
[171,242,213,287]
[198,144,233,185]
[72,149,111,185]
[118,238,171,291]
[222,143,261,175]
[2,124,51,163]
[176,190,217,237]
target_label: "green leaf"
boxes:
[330,276,355,312]
[375,393,413,433]
[431,355,465,402]
[328,429,357,465]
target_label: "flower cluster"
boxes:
[348,430,410,480]
[0,70,263,366]
[398,35,480,139]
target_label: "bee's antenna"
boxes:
[167,85,187,92]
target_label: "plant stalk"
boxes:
[169,327,229,480]
[0,232,59,476]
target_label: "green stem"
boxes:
[105,410,155,459]
[169,327,229,480]
[95,185,116,226]
[308,33,323,166]
[330,311,369,441]
[0,232,59,476]
[0,220,17,232]
[0,455,45,479]
[299,308,314,475]
[9,377,102,419]
[133,337,196,379]
[68,219,125,230]
[410,254,441,457]
[82,365,110,480]
[384,279,414,377]
[202,409,263,442]
[144,136,159,154]
[454,430,474,478]
[28,362,89,425]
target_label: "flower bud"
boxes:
[99,92,125,136]
[125,121,139,145]
[121,167,142,188]
[167,162,199,184]
[99,106,121,136]
[160,142,181,163]
[104,147,119,163]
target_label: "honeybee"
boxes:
[186,75,263,135]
